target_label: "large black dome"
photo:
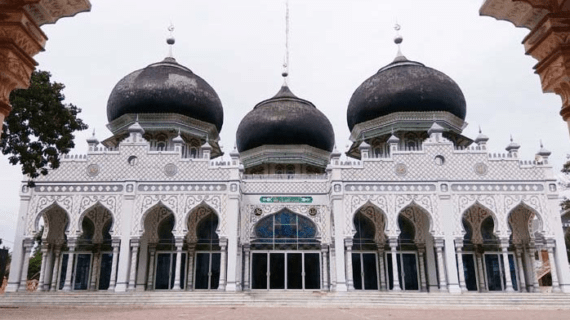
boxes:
[347,58,466,131]
[107,57,223,132]
[236,85,335,153]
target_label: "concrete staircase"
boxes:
[2,291,570,308]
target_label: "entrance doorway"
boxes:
[484,252,518,291]
[460,253,479,291]
[194,252,220,290]
[386,252,419,291]
[154,252,187,290]
[251,251,320,290]
[352,252,379,290]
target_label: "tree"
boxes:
[1,70,88,186]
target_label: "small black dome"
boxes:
[347,58,466,131]
[107,57,223,132]
[236,85,335,153]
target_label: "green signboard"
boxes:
[260,196,313,203]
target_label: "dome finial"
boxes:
[167,23,175,58]
[393,23,407,62]
[281,0,290,84]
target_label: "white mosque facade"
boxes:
[5,39,570,295]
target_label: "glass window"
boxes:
[252,210,318,250]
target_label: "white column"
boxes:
[186,244,196,290]
[218,238,228,291]
[17,239,33,292]
[90,248,100,291]
[547,193,570,293]
[435,239,448,292]
[225,189,240,292]
[389,238,401,291]
[321,245,329,291]
[417,245,427,292]
[108,239,120,291]
[115,188,136,292]
[36,244,48,292]
[332,195,347,291]
[500,239,514,292]
[146,245,156,290]
[475,251,486,292]
[62,240,76,291]
[439,193,461,294]
[527,244,539,292]
[330,246,337,291]
[6,192,32,293]
[50,246,62,291]
[172,239,183,290]
[128,240,139,291]
[243,244,250,290]
[515,245,526,292]
[377,248,386,291]
[135,239,148,291]
[43,247,54,291]
[547,240,561,293]
[425,235,438,292]
[344,239,354,291]
[455,240,467,292]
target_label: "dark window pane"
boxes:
[179,253,186,290]
[508,254,518,291]
[287,253,302,289]
[304,253,320,290]
[270,253,285,289]
[73,254,91,290]
[402,254,418,290]
[194,253,210,289]
[297,216,317,239]
[462,254,478,291]
[275,224,296,239]
[98,253,113,290]
[396,254,403,290]
[485,254,502,291]
[211,253,221,290]
[363,253,378,290]
[155,253,171,290]
[352,253,362,290]
[58,254,69,290]
[387,253,394,290]
[251,253,267,289]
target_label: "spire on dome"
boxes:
[475,126,489,144]
[167,23,176,59]
[506,135,520,152]
[537,140,551,157]
[281,0,290,85]
[393,23,407,62]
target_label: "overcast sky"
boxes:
[1,0,567,248]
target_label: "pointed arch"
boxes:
[507,202,545,244]
[461,202,499,244]
[185,203,221,242]
[77,202,115,238]
[141,203,176,244]
[34,203,70,245]
[249,207,321,242]
[352,202,388,245]
[397,203,432,243]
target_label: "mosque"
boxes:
[5,23,570,296]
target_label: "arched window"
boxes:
[190,147,198,158]
[253,210,318,250]
[397,215,415,244]
[157,215,175,246]
[275,165,284,174]
[353,212,376,250]
[286,164,295,175]
[481,216,497,243]
[196,213,219,250]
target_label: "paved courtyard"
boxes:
[0,306,567,320]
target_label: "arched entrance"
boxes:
[249,209,321,290]
[35,204,69,292]
[187,208,221,290]
[386,214,420,291]
[350,205,386,291]
[69,204,114,291]
[462,203,519,292]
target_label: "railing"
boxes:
[242,173,328,180]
